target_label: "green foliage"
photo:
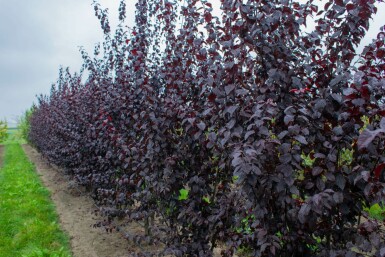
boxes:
[178,188,189,200]
[18,107,34,143]
[235,214,255,235]
[367,203,385,221]
[0,119,8,143]
[301,151,315,167]
[236,245,253,257]
[359,115,370,133]
[21,247,70,257]
[202,196,211,204]
[339,148,353,166]
[0,142,72,256]
[3,128,26,145]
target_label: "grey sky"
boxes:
[0,1,384,127]
[0,0,136,126]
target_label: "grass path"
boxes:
[0,140,72,257]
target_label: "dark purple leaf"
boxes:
[225,84,235,95]
[312,166,323,176]
[333,192,343,204]
[197,122,206,130]
[279,153,292,164]
[298,203,311,223]
[357,128,384,150]
[294,135,308,145]
[225,105,238,115]
[284,115,294,125]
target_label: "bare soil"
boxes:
[22,144,149,257]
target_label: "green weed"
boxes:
[366,203,385,221]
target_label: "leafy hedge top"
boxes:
[29,0,385,256]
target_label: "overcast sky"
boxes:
[0,0,136,126]
[0,1,384,127]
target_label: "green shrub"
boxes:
[18,107,35,143]
[0,119,8,143]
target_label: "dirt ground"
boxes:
[22,144,149,257]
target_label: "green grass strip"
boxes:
[0,143,72,257]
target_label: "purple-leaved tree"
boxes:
[29,0,385,256]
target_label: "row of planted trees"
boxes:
[29,0,385,256]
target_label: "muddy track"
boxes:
[22,144,144,257]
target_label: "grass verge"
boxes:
[0,140,72,257]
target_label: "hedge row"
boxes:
[29,0,385,256]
